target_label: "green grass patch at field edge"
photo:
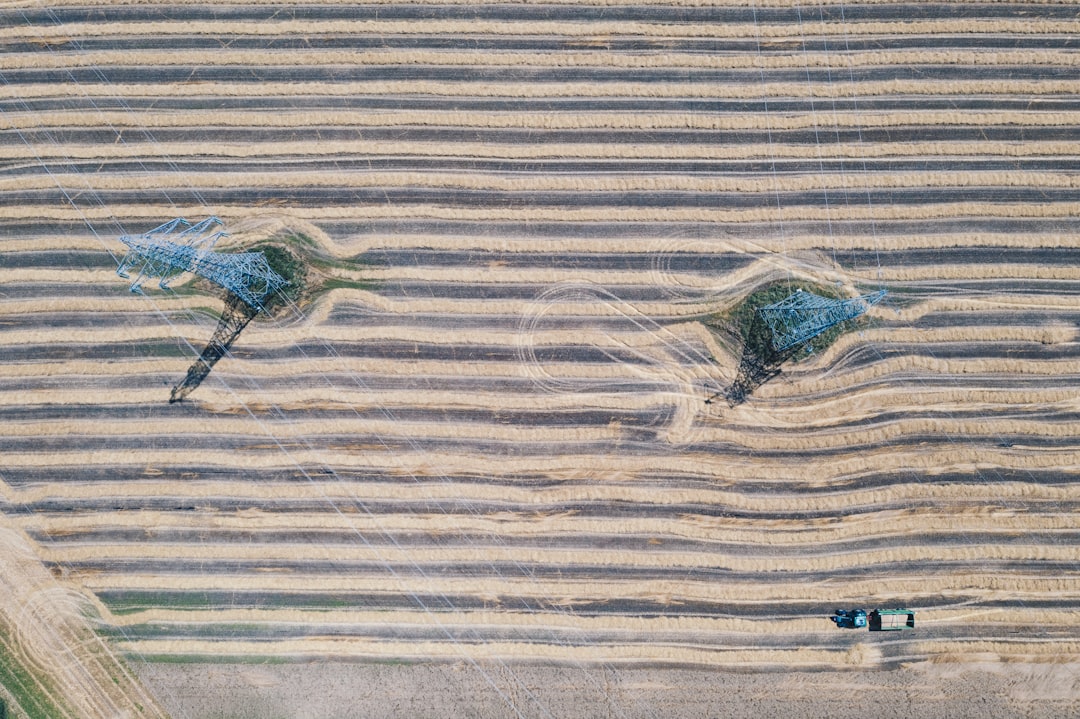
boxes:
[0,630,73,719]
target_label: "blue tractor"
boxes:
[831,609,867,629]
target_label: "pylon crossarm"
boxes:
[143,217,189,239]
[174,216,226,250]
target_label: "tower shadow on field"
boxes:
[710,312,800,407]
[170,291,259,403]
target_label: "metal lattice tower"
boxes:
[116,217,288,312]
[758,288,887,352]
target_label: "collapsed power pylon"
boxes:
[757,289,887,352]
[715,287,887,407]
[116,217,287,312]
[116,217,292,402]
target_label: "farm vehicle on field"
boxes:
[832,608,915,631]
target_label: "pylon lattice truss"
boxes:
[116,217,288,312]
[758,288,887,352]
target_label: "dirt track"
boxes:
[1,0,1079,717]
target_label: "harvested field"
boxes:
[1,0,1079,717]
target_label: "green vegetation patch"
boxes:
[318,277,373,293]
[248,232,374,313]
[134,654,292,665]
[716,280,860,362]
[102,590,374,615]
[101,590,219,615]
[0,629,73,719]
[256,244,306,311]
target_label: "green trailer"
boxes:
[869,608,915,631]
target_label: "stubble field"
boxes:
[1,1,1079,717]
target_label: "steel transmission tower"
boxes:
[170,291,260,403]
[758,288,887,352]
[116,217,288,312]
